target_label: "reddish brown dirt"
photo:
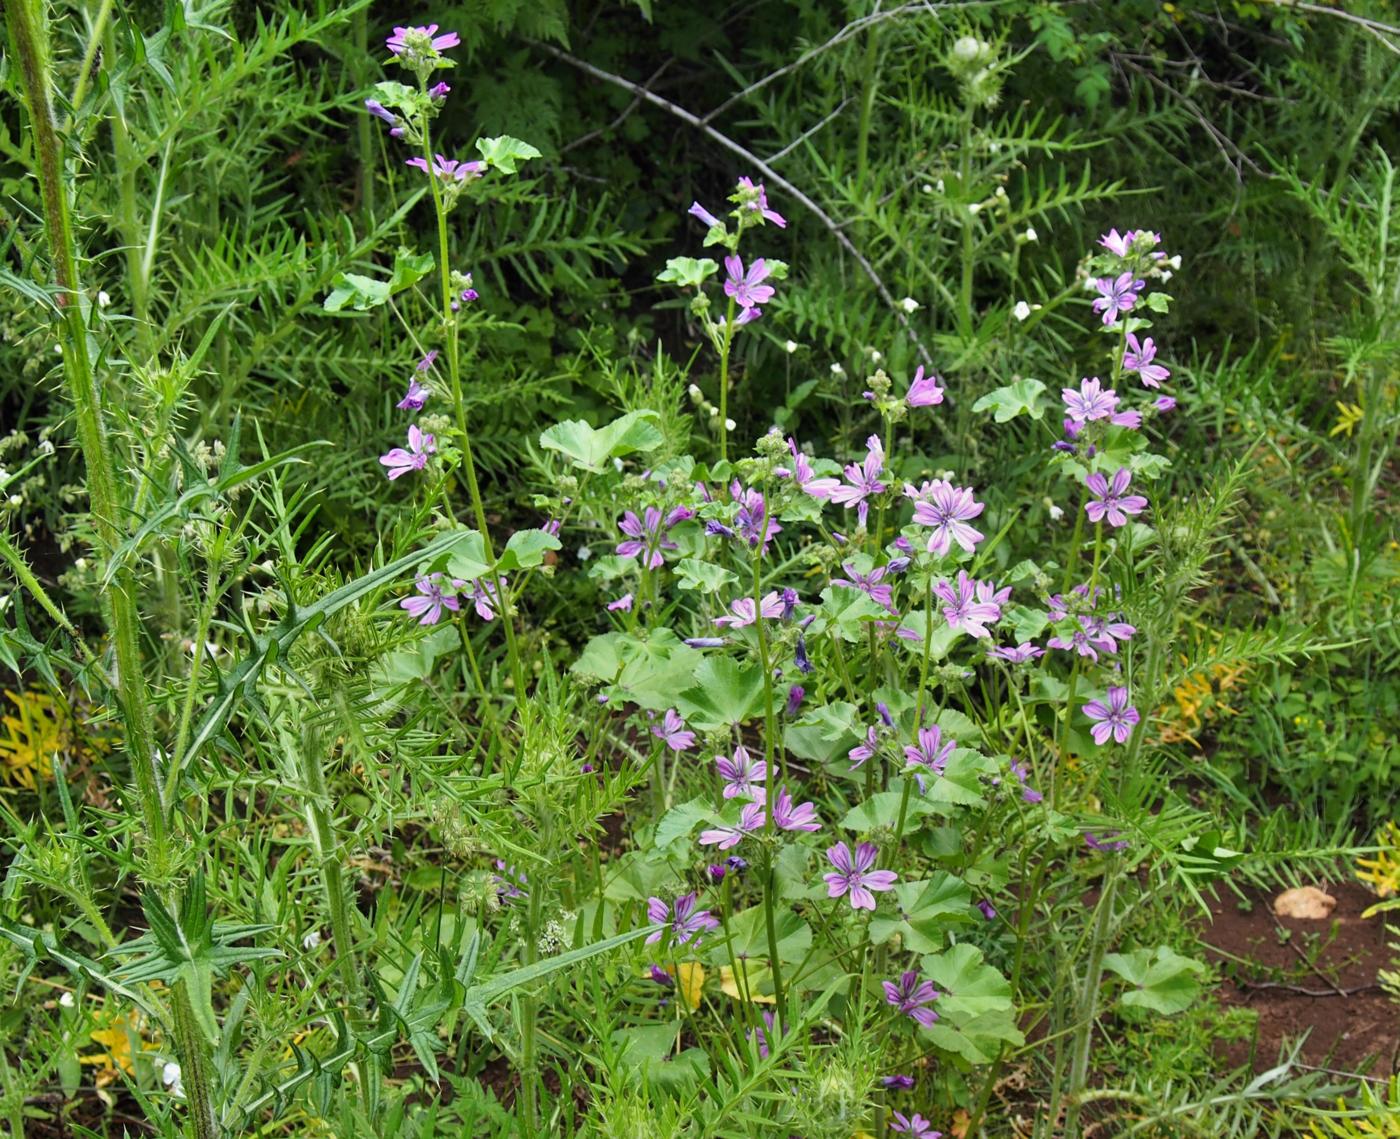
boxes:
[1204,881,1397,1077]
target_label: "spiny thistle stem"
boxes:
[5,0,169,868]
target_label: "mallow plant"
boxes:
[2,10,1270,1138]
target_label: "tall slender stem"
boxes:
[419,116,529,709]
[1062,861,1120,1139]
[170,980,220,1139]
[718,298,737,462]
[6,0,169,866]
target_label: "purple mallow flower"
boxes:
[824,842,897,910]
[1083,687,1140,745]
[364,99,404,138]
[1155,395,1176,412]
[907,479,985,556]
[882,1074,916,1091]
[1098,227,1161,258]
[652,709,696,752]
[977,899,998,921]
[464,575,507,621]
[772,786,821,831]
[714,592,786,628]
[903,726,955,776]
[405,155,484,182]
[1092,272,1144,325]
[399,573,459,625]
[616,506,691,568]
[1123,333,1169,387]
[883,970,939,1027]
[386,24,460,55]
[698,803,765,850]
[889,1112,942,1138]
[1009,759,1043,803]
[905,366,945,408]
[934,571,1003,639]
[688,201,723,229]
[607,593,633,612]
[730,480,781,551]
[829,435,886,528]
[848,725,880,770]
[990,642,1043,663]
[778,438,842,500]
[715,746,766,800]
[379,424,435,479]
[396,376,430,411]
[645,893,719,945]
[1085,468,1149,528]
[751,1009,777,1059]
[1084,831,1130,852]
[649,964,674,987]
[723,255,775,311]
[832,562,895,611]
[786,684,806,716]
[1062,377,1119,424]
[736,176,786,227]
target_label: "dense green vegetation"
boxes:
[1,1,1397,1136]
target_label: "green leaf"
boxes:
[571,629,702,711]
[675,559,738,594]
[920,943,1014,1022]
[972,378,1049,422]
[497,528,562,571]
[390,247,434,290]
[657,256,720,287]
[323,272,389,313]
[923,1008,1024,1064]
[900,609,960,660]
[818,586,890,642]
[474,135,542,174]
[676,656,764,729]
[1006,605,1049,643]
[1103,946,1205,1015]
[839,786,936,832]
[539,410,664,472]
[652,797,711,853]
[709,906,811,964]
[437,529,491,582]
[869,874,975,952]
[918,943,1022,1061]
[928,749,997,807]
[323,247,435,312]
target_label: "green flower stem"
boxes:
[293,725,361,1011]
[520,857,544,1133]
[170,979,220,1139]
[751,509,786,1014]
[718,298,737,462]
[352,6,374,217]
[1062,859,1120,1139]
[419,118,530,711]
[5,0,169,866]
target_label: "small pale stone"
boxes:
[1272,886,1336,920]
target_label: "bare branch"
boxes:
[699,0,1003,127]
